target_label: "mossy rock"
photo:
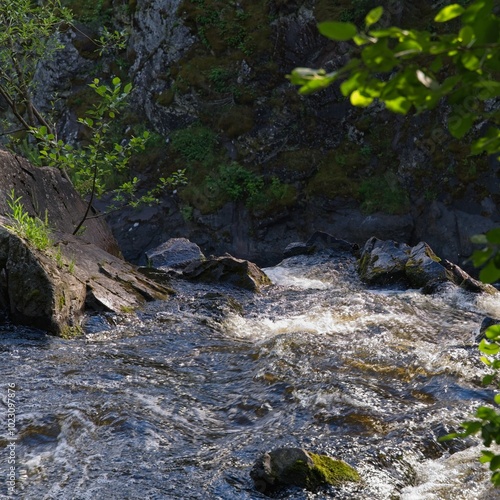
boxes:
[250,447,360,494]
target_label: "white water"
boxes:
[2,252,500,498]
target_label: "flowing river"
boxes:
[2,251,500,499]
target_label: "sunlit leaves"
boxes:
[350,90,373,107]
[317,21,357,41]
[384,96,411,114]
[365,7,383,29]
[434,4,465,22]
[288,0,500,150]
[362,39,398,72]
[471,127,500,156]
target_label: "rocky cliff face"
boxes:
[5,0,499,269]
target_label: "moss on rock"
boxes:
[250,447,359,495]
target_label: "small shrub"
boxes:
[5,190,52,251]
[170,125,217,166]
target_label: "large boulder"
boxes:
[0,219,172,336]
[145,237,205,270]
[405,241,448,288]
[358,237,497,294]
[358,237,411,285]
[182,254,272,292]
[250,447,359,495]
[0,150,173,335]
[0,150,120,256]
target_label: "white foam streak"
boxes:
[401,445,500,500]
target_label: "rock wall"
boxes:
[2,1,499,271]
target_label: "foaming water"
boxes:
[1,252,500,498]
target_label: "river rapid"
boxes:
[2,252,500,499]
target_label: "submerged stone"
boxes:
[250,447,359,495]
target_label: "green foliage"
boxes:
[5,190,52,251]
[170,125,217,166]
[440,322,500,486]
[210,163,295,210]
[214,163,265,205]
[470,229,500,283]
[0,0,72,132]
[32,77,182,233]
[33,77,148,198]
[61,0,113,26]
[288,0,500,158]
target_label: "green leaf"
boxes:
[486,325,500,340]
[298,75,337,95]
[318,21,357,41]
[459,25,475,46]
[494,394,500,405]
[480,259,500,283]
[362,39,398,72]
[369,27,404,38]
[448,112,474,138]
[474,80,500,100]
[350,90,373,107]
[481,450,496,463]
[461,420,482,434]
[491,455,500,471]
[486,228,500,244]
[434,4,465,22]
[384,96,412,114]
[471,248,493,268]
[461,52,480,70]
[340,71,367,96]
[479,338,500,355]
[365,7,384,28]
[471,127,500,155]
[471,234,488,244]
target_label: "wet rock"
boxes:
[250,447,359,495]
[441,259,497,294]
[0,151,172,335]
[358,237,496,294]
[283,241,315,259]
[145,237,205,270]
[0,221,172,336]
[405,241,447,288]
[358,237,411,285]
[182,254,272,292]
[306,231,358,255]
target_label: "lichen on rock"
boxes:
[250,447,359,495]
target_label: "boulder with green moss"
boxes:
[250,447,360,495]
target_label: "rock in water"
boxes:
[0,222,172,336]
[182,254,272,292]
[358,237,410,285]
[250,447,359,495]
[145,238,205,270]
